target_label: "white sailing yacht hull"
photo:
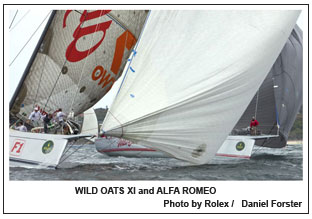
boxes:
[9,130,69,168]
[95,136,256,159]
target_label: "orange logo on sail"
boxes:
[92,66,115,92]
[91,30,137,90]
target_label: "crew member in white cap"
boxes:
[28,107,42,126]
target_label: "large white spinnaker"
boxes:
[102,10,300,164]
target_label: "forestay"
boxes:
[10,10,148,117]
[102,11,300,164]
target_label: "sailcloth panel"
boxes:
[257,24,303,148]
[232,69,278,135]
[102,10,300,164]
[233,24,303,148]
[11,10,148,117]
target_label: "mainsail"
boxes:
[234,24,303,148]
[102,10,300,164]
[10,10,148,117]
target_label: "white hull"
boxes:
[10,130,69,168]
[95,135,257,159]
[9,129,92,168]
[95,137,169,158]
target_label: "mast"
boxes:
[9,10,57,111]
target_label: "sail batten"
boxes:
[102,10,300,164]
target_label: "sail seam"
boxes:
[33,53,49,109]
[115,10,151,97]
[106,110,124,138]
[43,11,89,111]
[69,10,106,112]
[9,10,56,111]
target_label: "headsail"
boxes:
[233,24,303,148]
[238,25,303,148]
[10,10,148,117]
[101,11,300,164]
[271,24,303,147]
[81,107,99,140]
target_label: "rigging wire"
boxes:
[115,11,151,98]
[33,53,48,110]
[9,11,51,67]
[9,10,30,31]
[55,137,94,169]
[9,10,18,29]
[105,109,124,137]
[87,10,144,106]
[69,10,106,113]
[43,11,86,111]
[100,11,152,135]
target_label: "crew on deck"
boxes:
[28,107,42,126]
[14,121,27,132]
[250,116,259,135]
[12,107,74,134]
[56,108,66,125]
[43,114,53,134]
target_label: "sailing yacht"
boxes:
[97,10,301,164]
[95,25,302,159]
[9,10,148,167]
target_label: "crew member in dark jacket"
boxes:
[43,114,53,133]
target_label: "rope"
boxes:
[69,10,106,112]
[100,12,152,139]
[55,136,95,168]
[252,144,264,155]
[9,11,51,67]
[9,10,18,29]
[43,11,87,111]
[10,10,30,31]
[105,110,124,138]
[115,10,151,97]
[33,51,49,109]
[60,139,76,157]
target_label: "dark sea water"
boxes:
[9,143,303,181]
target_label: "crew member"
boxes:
[28,107,42,126]
[250,116,259,135]
[43,114,53,133]
[56,108,66,133]
[15,121,27,132]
